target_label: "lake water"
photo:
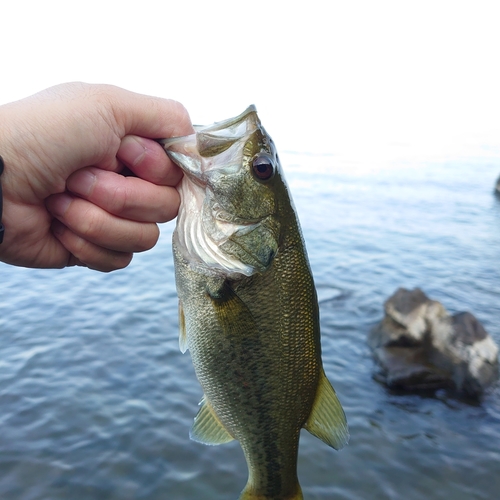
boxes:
[1,151,499,499]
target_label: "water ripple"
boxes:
[1,161,500,499]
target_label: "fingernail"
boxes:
[118,136,147,167]
[47,193,72,217]
[69,169,96,197]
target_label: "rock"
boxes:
[372,346,453,391]
[369,288,447,348]
[369,288,499,398]
[496,175,500,195]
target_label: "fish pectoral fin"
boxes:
[304,370,349,450]
[178,300,188,353]
[208,280,260,339]
[190,397,235,446]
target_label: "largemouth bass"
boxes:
[160,106,348,500]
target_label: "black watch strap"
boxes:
[0,155,4,243]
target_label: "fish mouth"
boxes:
[161,105,279,276]
[158,105,260,183]
[193,105,257,134]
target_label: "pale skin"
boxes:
[0,82,194,272]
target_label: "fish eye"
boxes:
[252,154,275,181]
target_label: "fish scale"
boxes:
[161,106,348,500]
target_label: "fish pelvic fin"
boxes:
[178,300,188,353]
[190,396,235,445]
[238,484,303,500]
[304,370,349,450]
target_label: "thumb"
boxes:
[104,85,194,140]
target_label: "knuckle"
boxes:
[135,223,159,252]
[108,184,129,215]
[79,207,106,241]
[169,100,194,137]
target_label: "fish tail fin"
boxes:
[238,483,303,499]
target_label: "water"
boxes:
[1,152,499,499]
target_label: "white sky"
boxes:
[1,1,500,161]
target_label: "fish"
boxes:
[159,106,348,500]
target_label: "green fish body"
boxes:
[161,106,348,500]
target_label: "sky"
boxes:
[1,1,500,162]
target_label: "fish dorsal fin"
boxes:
[304,370,349,450]
[190,397,235,445]
[178,300,188,353]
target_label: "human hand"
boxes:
[0,82,193,271]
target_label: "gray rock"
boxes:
[372,346,453,391]
[496,175,500,195]
[369,288,499,398]
[369,288,447,349]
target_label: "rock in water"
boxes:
[369,288,499,398]
[495,175,500,195]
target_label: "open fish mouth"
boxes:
[159,105,279,276]
[158,105,260,182]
